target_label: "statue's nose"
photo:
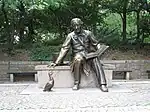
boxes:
[75,26,78,29]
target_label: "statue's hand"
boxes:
[47,63,57,68]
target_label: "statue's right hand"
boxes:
[47,63,57,68]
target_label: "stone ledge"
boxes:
[35,64,115,71]
[35,65,70,71]
[35,65,113,88]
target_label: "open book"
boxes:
[85,44,109,59]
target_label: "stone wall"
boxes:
[102,60,150,79]
[0,60,150,81]
[0,61,9,81]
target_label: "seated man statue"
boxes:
[50,18,108,92]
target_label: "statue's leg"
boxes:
[72,54,84,90]
[92,57,108,92]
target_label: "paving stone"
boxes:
[0,81,150,111]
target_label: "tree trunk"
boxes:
[122,0,128,42]
[92,1,98,36]
[136,10,140,44]
[122,13,127,42]
[18,1,26,44]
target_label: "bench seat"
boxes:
[113,70,132,80]
[7,71,37,82]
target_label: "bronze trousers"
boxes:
[72,53,107,86]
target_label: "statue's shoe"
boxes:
[72,84,79,90]
[100,85,108,92]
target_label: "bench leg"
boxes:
[10,74,14,82]
[35,74,38,82]
[126,72,130,80]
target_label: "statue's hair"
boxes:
[71,18,83,26]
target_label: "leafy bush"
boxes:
[96,26,121,48]
[29,42,61,61]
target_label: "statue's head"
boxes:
[71,18,83,34]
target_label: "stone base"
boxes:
[35,65,113,88]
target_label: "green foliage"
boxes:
[29,42,61,61]
[96,26,121,48]
[0,0,149,58]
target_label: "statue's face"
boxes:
[71,18,83,34]
[72,22,82,34]
[72,19,81,33]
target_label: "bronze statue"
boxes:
[50,18,108,92]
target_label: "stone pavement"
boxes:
[0,80,150,112]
